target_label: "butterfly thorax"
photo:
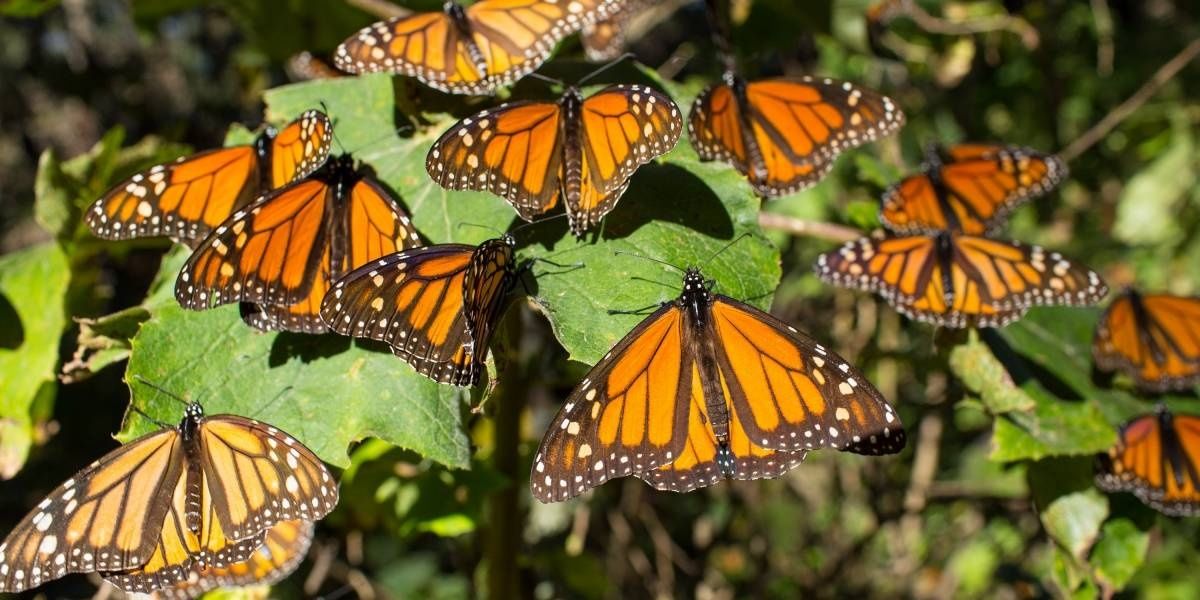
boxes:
[678,268,734,466]
[179,404,206,534]
[179,403,205,441]
[445,1,487,77]
[725,74,769,184]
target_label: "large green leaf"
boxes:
[1089,518,1149,591]
[121,63,778,468]
[0,243,70,478]
[1041,489,1108,559]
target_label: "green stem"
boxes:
[484,305,529,599]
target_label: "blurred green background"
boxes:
[1,0,1199,598]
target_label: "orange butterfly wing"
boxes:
[87,111,332,246]
[149,520,313,600]
[571,85,682,233]
[689,76,903,197]
[816,234,1108,328]
[880,144,1066,235]
[334,0,617,95]
[428,101,564,220]
[0,430,184,592]
[1097,411,1200,516]
[581,0,654,60]
[1093,291,1200,392]
[321,238,517,386]
[268,110,334,189]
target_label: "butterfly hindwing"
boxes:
[815,233,1107,328]
[880,144,1066,235]
[1097,410,1200,516]
[268,110,334,188]
[1093,291,1200,392]
[148,520,313,600]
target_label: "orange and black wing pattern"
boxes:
[87,110,331,246]
[150,520,313,600]
[428,100,564,221]
[321,237,517,386]
[570,85,683,233]
[334,0,618,95]
[815,233,1108,328]
[689,75,904,197]
[1097,409,1200,516]
[531,268,904,502]
[880,144,1066,236]
[1093,290,1200,392]
[0,429,185,592]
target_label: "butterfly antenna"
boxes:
[701,232,752,268]
[527,72,566,90]
[704,0,737,74]
[131,375,191,408]
[613,250,686,274]
[458,222,507,237]
[577,52,636,86]
[127,403,175,430]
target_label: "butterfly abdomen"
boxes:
[560,88,585,232]
[446,2,487,77]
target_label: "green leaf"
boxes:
[949,330,1035,414]
[0,243,70,478]
[262,69,780,365]
[0,0,58,17]
[1113,123,1193,246]
[1041,489,1108,559]
[1089,518,1150,591]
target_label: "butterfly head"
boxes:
[680,267,713,309]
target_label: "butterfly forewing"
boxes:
[532,304,692,502]
[0,430,184,592]
[1097,411,1200,516]
[880,144,1066,235]
[427,102,564,220]
[335,0,618,95]
[815,234,1107,328]
[268,110,334,188]
[710,297,905,455]
[1093,292,1200,392]
[149,520,313,600]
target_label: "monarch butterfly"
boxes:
[688,73,905,197]
[426,84,682,235]
[581,0,653,61]
[1093,289,1200,392]
[334,0,619,95]
[146,520,314,600]
[0,402,337,594]
[175,154,421,334]
[879,144,1067,236]
[814,232,1108,328]
[86,110,333,246]
[531,266,905,502]
[320,235,518,387]
[1096,407,1200,516]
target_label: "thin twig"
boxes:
[902,414,943,515]
[1059,38,1200,163]
[345,0,411,19]
[903,2,1039,48]
[757,212,862,243]
[1089,0,1115,76]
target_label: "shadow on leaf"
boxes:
[0,292,23,349]
[268,332,352,367]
